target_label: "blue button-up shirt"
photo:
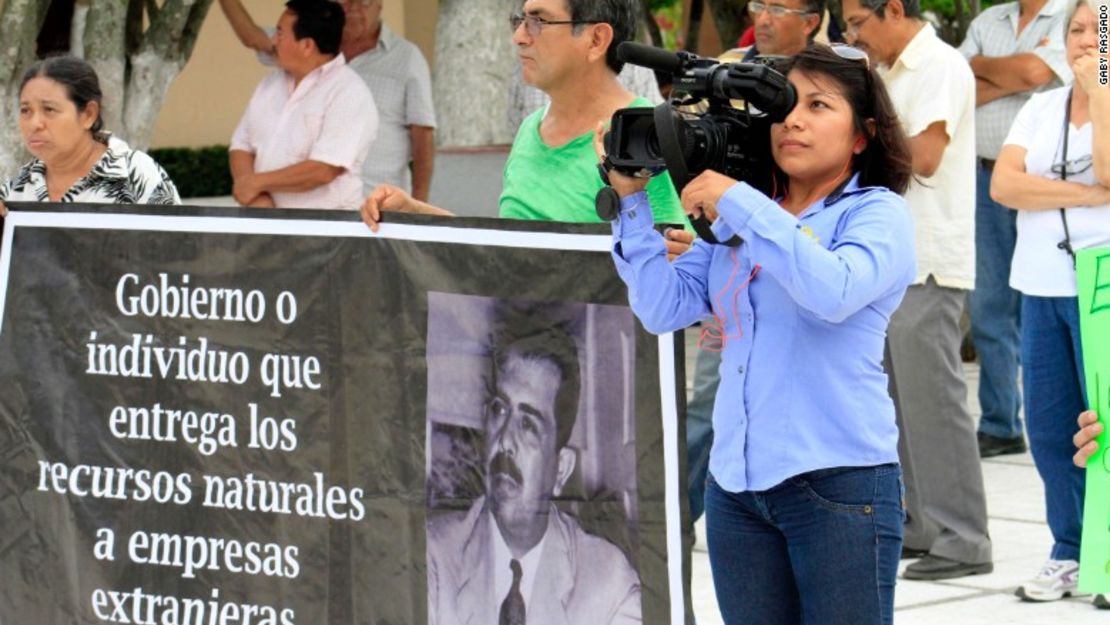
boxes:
[612,176,916,492]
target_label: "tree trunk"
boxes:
[122,50,184,150]
[120,0,213,149]
[71,2,89,58]
[706,0,745,51]
[685,0,705,53]
[433,0,518,147]
[84,0,128,143]
[0,0,214,174]
[0,0,51,177]
[957,0,978,45]
[639,0,664,47]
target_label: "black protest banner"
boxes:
[0,206,686,625]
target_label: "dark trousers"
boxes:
[1022,295,1087,561]
[705,465,903,625]
[970,163,1024,439]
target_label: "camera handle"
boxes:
[654,105,741,248]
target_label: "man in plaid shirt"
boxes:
[958,0,1072,459]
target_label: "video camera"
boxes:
[599,42,797,245]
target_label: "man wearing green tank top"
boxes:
[360,0,687,229]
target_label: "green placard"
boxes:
[1078,247,1110,593]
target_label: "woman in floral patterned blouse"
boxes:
[0,55,180,211]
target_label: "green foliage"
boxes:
[147,145,232,199]
[921,0,998,44]
[922,0,960,19]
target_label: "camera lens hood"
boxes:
[653,104,689,193]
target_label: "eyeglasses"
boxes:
[747,1,816,17]
[509,13,601,36]
[844,13,877,38]
[830,43,870,68]
[844,3,887,39]
[1051,154,1093,177]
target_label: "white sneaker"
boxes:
[1014,559,1083,602]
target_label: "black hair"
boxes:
[490,307,581,451]
[802,0,828,40]
[20,55,107,144]
[802,0,827,14]
[784,43,912,194]
[861,0,923,21]
[565,0,639,74]
[285,0,345,56]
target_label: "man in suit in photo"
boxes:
[426,320,641,625]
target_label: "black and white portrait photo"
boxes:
[424,292,642,625]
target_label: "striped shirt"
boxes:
[346,25,437,194]
[957,0,1072,159]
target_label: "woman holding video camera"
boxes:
[597,43,913,624]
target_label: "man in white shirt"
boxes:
[426,319,641,625]
[737,0,825,59]
[844,0,993,581]
[230,0,377,210]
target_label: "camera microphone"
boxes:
[609,41,794,247]
[617,42,685,75]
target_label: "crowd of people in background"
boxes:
[0,0,1106,622]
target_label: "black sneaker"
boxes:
[1094,594,1110,609]
[903,555,993,581]
[978,432,1027,458]
[961,334,977,363]
[901,546,929,560]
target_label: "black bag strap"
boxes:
[1057,90,1077,266]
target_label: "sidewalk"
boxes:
[685,356,1106,624]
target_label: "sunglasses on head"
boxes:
[829,43,870,68]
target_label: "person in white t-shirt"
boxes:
[991,0,1110,605]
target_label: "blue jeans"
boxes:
[1022,295,1087,562]
[970,163,1024,439]
[705,465,903,625]
[687,348,720,523]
